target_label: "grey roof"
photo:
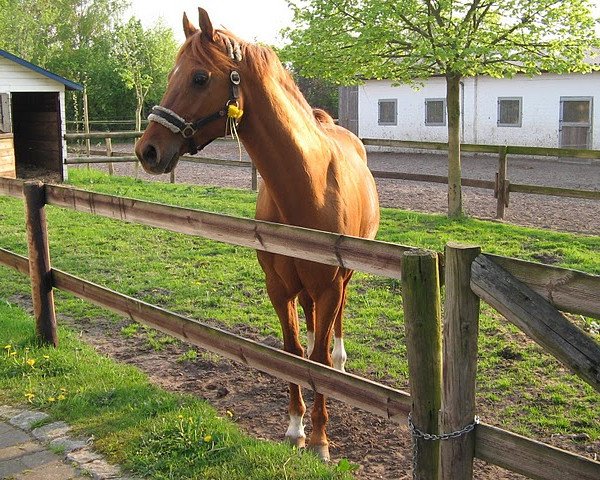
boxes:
[0,49,83,91]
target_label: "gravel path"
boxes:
[87,140,600,235]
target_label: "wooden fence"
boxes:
[64,131,259,191]
[65,132,600,220]
[0,176,599,480]
[363,138,600,219]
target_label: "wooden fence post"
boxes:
[251,162,258,191]
[495,146,508,219]
[402,249,442,480]
[170,170,176,184]
[105,137,114,175]
[441,243,481,480]
[23,181,58,346]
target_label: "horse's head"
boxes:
[135,8,244,174]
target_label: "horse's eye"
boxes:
[193,71,209,86]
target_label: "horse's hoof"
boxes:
[285,435,306,449]
[308,443,330,462]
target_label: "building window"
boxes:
[497,97,522,127]
[378,99,397,125]
[425,98,446,126]
[0,93,11,133]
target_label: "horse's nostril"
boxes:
[143,144,158,166]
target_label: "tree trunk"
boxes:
[446,72,462,218]
[135,96,143,132]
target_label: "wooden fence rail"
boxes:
[0,176,599,479]
[363,138,600,219]
[64,132,600,219]
[1,176,600,319]
[471,254,600,392]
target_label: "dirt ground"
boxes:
[61,142,600,479]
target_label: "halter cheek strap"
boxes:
[148,69,242,154]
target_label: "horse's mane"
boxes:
[179,30,328,128]
[312,108,335,125]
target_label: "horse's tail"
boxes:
[312,108,335,126]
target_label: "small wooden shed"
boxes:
[0,49,83,181]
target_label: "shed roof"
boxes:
[0,49,83,91]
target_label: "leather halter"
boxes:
[148,70,242,153]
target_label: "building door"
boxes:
[338,86,358,135]
[11,91,63,180]
[559,97,592,149]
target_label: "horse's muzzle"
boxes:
[135,139,180,174]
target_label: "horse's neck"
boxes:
[239,76,329,215]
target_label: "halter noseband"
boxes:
[148,36,244,153]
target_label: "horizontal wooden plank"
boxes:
[65,156,137,164]
[484,253,600,319]
[370,170,495,190]
[0,158,15,167]
[471,254,600,391]
[507,145,600,159]
[45,185,408,279]
[0,171,16,179]
[0,133,14,140]
[361,138,600,159]
[0,176,23,198]
[64,131,143,140]
[509,183,600,200]
[181,155,253,168]
[0,248,29,275]
[50,268,411,422]
[475,423,600,480]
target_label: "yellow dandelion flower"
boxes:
[25,392,35,402]
[178,414,184,419]
[26,358,36,367]
[203,434,213,443]
[57,394,66,400]
[3,344,11,350]
[60,388,67,392]
[48,397,56,402]
[10,351,17,356]
[43,355,50,360]
[226,410,233,418]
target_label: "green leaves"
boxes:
[0,1,178,123]
[282,0,600,83]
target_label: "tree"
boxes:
[0,0,133,121]
[113,18,177,130]
[283,0,599,217]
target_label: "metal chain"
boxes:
[408,413,480,480]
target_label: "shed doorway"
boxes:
[559,97,592,150]
[11,91,64,181]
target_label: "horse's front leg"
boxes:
[262,268,307,448]
[307,276,347,461]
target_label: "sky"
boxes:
[128,0,294,46]
[128,1,600,46]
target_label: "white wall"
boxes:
[359,77,448,142]
[0,57,65,93]
[359,72,600,149]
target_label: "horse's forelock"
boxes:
[176,30,239,75]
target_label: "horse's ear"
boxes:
[198,7,216,42]
[182,12,198,38]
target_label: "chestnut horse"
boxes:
[135,7,380,461]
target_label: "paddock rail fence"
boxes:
[64,132,600,220]
[0,175,599,480]
[363,138,600,219]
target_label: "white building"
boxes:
[0,49,83,180]
[342,71,600,150]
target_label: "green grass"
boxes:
[0,168,599,468]
[0,302,354,479]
